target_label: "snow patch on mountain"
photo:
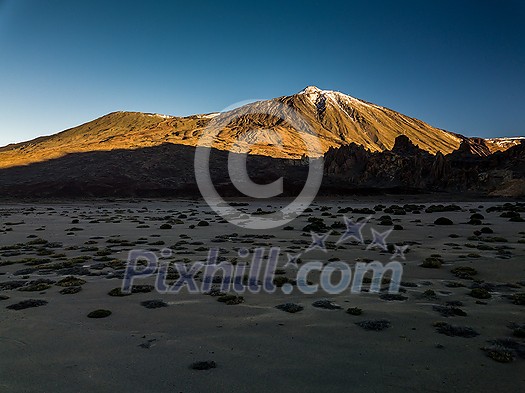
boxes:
[145,113,174,119]
[198,113,220,119]
[299,86,378,112]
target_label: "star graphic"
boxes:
[367,227,393,251]
[390,244,409,260]
[306,231,332,253]
[336,215,370,245]
[283,252,301,269]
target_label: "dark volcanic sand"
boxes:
[0,198,524,393]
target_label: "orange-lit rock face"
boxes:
[0,87,466,169]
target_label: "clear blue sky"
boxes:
[0,0,524,146]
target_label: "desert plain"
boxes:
[0,197,524,393]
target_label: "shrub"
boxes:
[512,293,525,305]
[56,276,86,287]
[190,361,217,370]
[87,309,112,318]
[451,266,478,279]
[217,294,244,305]
[434,217,453,225]
[275,303,304,313]
[469,288,492,299]
[356,319,391,331]
[346,307,363,315]
[421,257,442,268]
[433,321,479,337]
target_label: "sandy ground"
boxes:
[0,198,524,393]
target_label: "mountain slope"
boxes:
[219,86,462,156]
[0,86,464,168]
[1,136,523,198]
[484,137,525,153]
[0,111,207,169]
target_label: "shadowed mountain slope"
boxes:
[0,136,523,198]
[0,87,466,169]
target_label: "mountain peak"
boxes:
[0,86,467,169]
[298,85,356,102]
[300,85,323,94]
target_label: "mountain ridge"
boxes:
[0,86,521,169]
[0,135,523,198]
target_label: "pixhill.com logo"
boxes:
[122,215,405,295]
[193,99,324,230]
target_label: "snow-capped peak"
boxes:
[300,85,323,94]
[298,86,376,111]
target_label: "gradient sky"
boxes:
[0,0,524,147]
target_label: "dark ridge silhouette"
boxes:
[0,137,523,198]
[0,143,309,198]
[324,137,525,197]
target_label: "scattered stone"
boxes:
[87,309,112,318]
[508,323,525,338]
[451,266,478,279]
[56,276,86,287]
[13,268,38,276]
[481,338,525,363]
[57,266,90,276]
[433,321,479,337]
[445,281,465,288]
[420,257,442,268]
[138,338,157,349]
[421,289,438,300]
[356,319,391,331]
[0,280,26,290]
[60,286,82,295]
[426,205,461,214]
[312,299,342,310]
[469,288,492,299]
[276,303,304,313]
[7,299,48,310]
[483,346,514,363]
[18,279,53,292]
[512,293,525,305]
[190,361,217,370]
[302,217,329,232]
[204,289,226,297]
[217,294,244,305]
[141,299,168,309]
[273,276,295,287]
[346,307,363,315]
[379,293,408,301]
[108,287,131,297]
[432,305,467,317]
[435,217,453,225]
[130,284,155,293]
